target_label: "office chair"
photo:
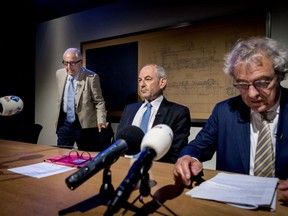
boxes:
[1,123,43,144]
[14,123,43,144]
[77,123,114,152]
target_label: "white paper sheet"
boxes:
[186,172,278,211]
[8,162,76,178]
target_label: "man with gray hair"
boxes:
[55,48,108,150]
[173,37,288,205]
[117,64,191,164]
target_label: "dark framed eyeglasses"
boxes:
[233,75,276,91]
[62,59,82,66]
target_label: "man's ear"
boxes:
[160,77,167,89]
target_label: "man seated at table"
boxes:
[173,36,288,205]
[116,64,191,164]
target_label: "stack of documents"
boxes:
[186,172,278,211]
[8,162,76,178]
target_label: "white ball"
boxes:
[0,95,24,116]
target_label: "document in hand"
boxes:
[186,172,278,211]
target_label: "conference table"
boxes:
[0,139,286,216]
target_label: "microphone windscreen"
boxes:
[141,124,173,160]
[0,96,24,116]
[116,125,144,155]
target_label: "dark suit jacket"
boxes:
[180,87,288,179]
[117,98,191,164]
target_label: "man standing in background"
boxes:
[55,48,107,149]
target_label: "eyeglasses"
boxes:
[46,150,92,167]
[233,75,275,91]
[62,59,81,66]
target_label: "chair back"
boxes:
[78,123,114,152]
[13,123,43,144]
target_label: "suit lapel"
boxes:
[152,98,169,126]
[59,69,68,101]
[75,70,86,107]
[236,106,251,174]
[130,102,142,124]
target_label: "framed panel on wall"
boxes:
[81,12,266,122]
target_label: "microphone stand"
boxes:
[58,166,114,215]
[120,164,151,215]
[121,162,177,216]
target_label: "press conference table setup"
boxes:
[0,139,286,216]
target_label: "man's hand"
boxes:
[278,180,288,206]
[173,155,203,187]
[98,123,107,132]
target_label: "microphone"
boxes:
[65,125,144,190]
[105,124,173,215]
[0,95,24,116]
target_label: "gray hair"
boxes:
[223,37,288,81]
[142,64,167,78]
[155,64,166,78]
[63,48,83,60]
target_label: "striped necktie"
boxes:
[254,113,275,177]
[66,77,75,123]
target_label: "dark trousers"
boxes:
[57,116,81,148]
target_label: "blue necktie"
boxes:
[140,103,152,134]
[67,77,75,123]
[133,103,152,158]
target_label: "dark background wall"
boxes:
[1,2,36,129]
[1,1,287,146]
[0,0,117,132]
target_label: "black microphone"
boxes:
[0,95,24,116]
[65,125,144,190]
[105,124,173,215]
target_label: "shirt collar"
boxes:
[143,95,163,107]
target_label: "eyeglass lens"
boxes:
[234,75,275,90]
[62,60,81,66]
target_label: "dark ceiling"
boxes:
[33,0,118,23]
